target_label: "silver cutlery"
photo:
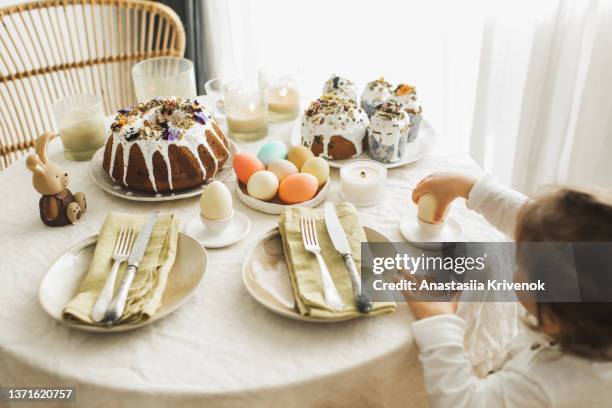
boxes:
[324,203,373,313]
[103,211,160,325]
[91,226,135,322]
[300,217,345,311]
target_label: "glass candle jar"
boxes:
[340,159,387,206]
[132,57,197,102]
[223,78,269,141]
[204,77,227,118]
[52,94,106,161]
[259,68,300,122]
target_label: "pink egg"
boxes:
[233,153,265,184]
[279,173,318,204]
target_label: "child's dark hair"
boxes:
[515,188,612,360]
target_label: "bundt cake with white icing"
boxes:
[300,95,369,160]
[102,97,230,193]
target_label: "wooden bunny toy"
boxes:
[26,132,87,226]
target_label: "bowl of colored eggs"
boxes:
[233,141,331,214]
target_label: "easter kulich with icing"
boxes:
[367,100,411,163]
[322,74,358,102]
[102,97,230,193]
[360,77,393,117]
[301,95,369,160]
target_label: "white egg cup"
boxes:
[417,216,445,237]
[200,210,234,233]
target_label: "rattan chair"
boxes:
[0,0,185,169]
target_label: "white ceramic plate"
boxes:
[39,233,207,333]
[242,226,390,323]
[290,116,436,169]
[183,211,252,248]
[236,179,331,215]
[90,140,239,202]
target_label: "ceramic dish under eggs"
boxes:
[236,179,331,215]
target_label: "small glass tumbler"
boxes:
[204,77,227,118]
[223,78,268,141]
[259,68,300,122]
[132,57,197,102]
[52,94,106,161]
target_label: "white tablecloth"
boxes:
[0,118,507,408]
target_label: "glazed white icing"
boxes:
[322,74,358,102]
[301,96,369,159]
[389,84,422,114]
[369,108,410,144]
[360,78,392,116]
[106,99,229,193]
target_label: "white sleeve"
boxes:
[466,175,529,239]
[412,315,549,408]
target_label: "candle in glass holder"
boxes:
[268,85,300,117]
[53,94,106,161]
[132,57,197,102]
[224,79,268,141]
[259,67,300,122]
[204,77,227,118]
[340,159,387,206]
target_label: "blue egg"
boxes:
[257,141,288,165]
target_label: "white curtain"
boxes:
[201,0,496,155]
[202,0,612,193]
[472,0,612,193]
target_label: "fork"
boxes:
[301,217,344,311]
[91,226,135,322]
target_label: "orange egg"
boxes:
[279,173,318,204]
[233,153,265,184]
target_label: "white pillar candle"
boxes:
[340,160,387,207]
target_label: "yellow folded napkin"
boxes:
[279,202,396,318]
[63,212,179,325]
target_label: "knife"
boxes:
[324,203,373,313]
[103,211,160,325]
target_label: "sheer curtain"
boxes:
[201,0,495,155]
[472,0,612,193]
[202,0,612,192]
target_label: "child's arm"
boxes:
[398,272,550,407]
[413,173,529,238]
[412,313,549,407]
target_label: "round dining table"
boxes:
[0,111,508,408]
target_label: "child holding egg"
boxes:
[402,172,612,407]
[232,143,330,205]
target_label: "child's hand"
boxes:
[412,172,477,223]
[395,269,458,320]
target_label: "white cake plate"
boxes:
[290,116,436,169]
[90,140,238,202]
[39,233,207,333]
[183,211,251,249]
